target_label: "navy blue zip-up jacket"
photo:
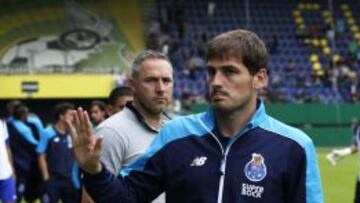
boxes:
[84,101,323,203]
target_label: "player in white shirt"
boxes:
[326,117,360,202]
[326,118,360,165]
[0,119,16,203]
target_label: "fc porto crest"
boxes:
[244,153,267,182]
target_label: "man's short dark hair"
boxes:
[208,29,268,75]
[4,100,23,118]
[90,100,106,112]
[54,102,75,122]
[108,86,133,106]
[12,103,28,120]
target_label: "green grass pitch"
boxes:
[318,148,358,203]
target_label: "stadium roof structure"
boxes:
[0,0,145,74]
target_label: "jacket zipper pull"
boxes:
[220,154,226,176]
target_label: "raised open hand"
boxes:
[66,107,102,174]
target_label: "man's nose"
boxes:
[209,71,224,87]
[156,80,165,92]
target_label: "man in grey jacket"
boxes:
[95,50,173,202]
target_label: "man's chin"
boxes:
[213,102,238,112]
[151,105,167,114]
[212,99,227,107]
[213,104,229,111]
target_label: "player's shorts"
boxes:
[0,176,17,202]
[15,164,42,202]
[23,165,42,202]
[41,178,81,203]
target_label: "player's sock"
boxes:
[326,153,338,166]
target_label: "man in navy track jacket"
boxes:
[67,29,323,203]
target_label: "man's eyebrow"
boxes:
[219,65,239,70]
[144,76,159,79]
[207,65,238,70]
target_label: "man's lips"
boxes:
[211,91,228,98]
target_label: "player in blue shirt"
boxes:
[6,103,44,203]
[68,29,323,203]
[37,102,81,203]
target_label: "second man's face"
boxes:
[133,59,173,115]
[62,109,75,124]
[90,105,106,124]
[113,95,133,113]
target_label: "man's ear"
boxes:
[253,68,268,90]
[106,105,113,117]
[128,77,136,92]
[59,114,65,122]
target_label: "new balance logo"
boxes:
[190,156,207,166]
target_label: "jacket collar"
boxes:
[201,99,268,133]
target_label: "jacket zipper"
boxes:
[199,119,228,203]
[199,118,248,203]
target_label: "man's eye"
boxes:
[207,69,215,76]
[162,79,172,84]
[223,69,237,75]
[145,78,157,83]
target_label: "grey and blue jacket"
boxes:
[84,101,323,203]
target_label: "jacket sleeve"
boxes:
[83,165,139,203]
[303,139,323,203]
[83,118,188,203]
[84,152,165,203]
[84,128,170,203]
[284,138,323,203]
